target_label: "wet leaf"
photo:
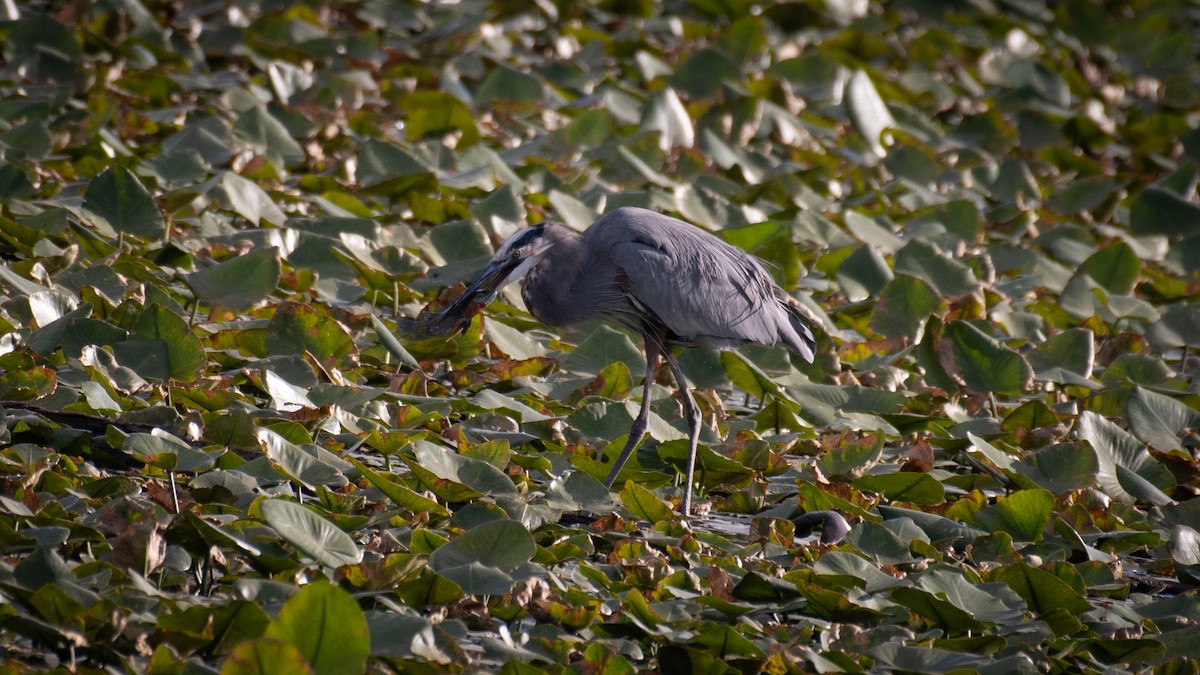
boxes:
[1028,327,1094,381]
[890,587,986,633]
[1126,386,1200,454]
[233,107,306,167]
[411,441,519,498]
[259,499,363,568]
[619,481,673,524]
[265,302,357,369]
[260,429,349,489]
[995,562,1092,615]
[112,304,205,382]
[263,583,369,675]
[429,519,535,595]
[222,172,287,226]
[974,489,1054,542]
[222,638,315,675]
[853,472,944,506]
[837,245,893,301]
[1078,412,1175,505]
[944,320,1032,394]
[82,166,165,239]
[1079,242,1140,294]
[126,431,215,473]
[404,91,481,146]
[870,274,942,339]
[1016,442,1099,494]
[845,70,895,157]
[349,457,449,517]
[1130,187,1200,237]
[894,240,979,297]
[818,433,883,481]
[640,88,694,150]
[564,325,646,377]
[1047,175,1117,214]
[476,65,545,102]
[185,248,282,311]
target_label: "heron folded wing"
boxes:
[609,236,793,350]
[582,207,815,359]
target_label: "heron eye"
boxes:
[511,250,522,259]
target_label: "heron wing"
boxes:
[589,208,813,358]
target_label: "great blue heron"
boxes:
[412,207,817,515]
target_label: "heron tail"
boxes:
[779,297,817,363]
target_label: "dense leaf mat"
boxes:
[1,0,1200,672]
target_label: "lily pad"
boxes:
[429,519,535,595]
[259,499,363,568]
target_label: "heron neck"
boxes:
[521,224,587,326]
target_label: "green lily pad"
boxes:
[265,302,357,370]
[185,247,282,311]
[869,274,942,340]
[944,320,1032,395]
[111,304,205,382]
[222,638,314,675]
[974,489,1054,542]
[81,166,165,239]
[429,519,535,595]
[259,499,363,568]
[263,582,369,675]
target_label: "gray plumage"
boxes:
[520,208,814,357]
[433,206,816,515]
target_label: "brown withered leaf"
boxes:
[589,513,626,532]
[111,519,166,576]
[899,437,935,473]
[489,356,557,381]
[707,564,736,602]
[145,478,195,512]
[750,516,795,548]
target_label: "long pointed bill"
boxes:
[420,258,519,334]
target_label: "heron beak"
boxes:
[422,258,518,333]
[448,258,515,311]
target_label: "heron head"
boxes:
[492,224,554,274]
[437,225,553,319]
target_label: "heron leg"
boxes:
[665,352,700,516]
[603,335,662,489]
